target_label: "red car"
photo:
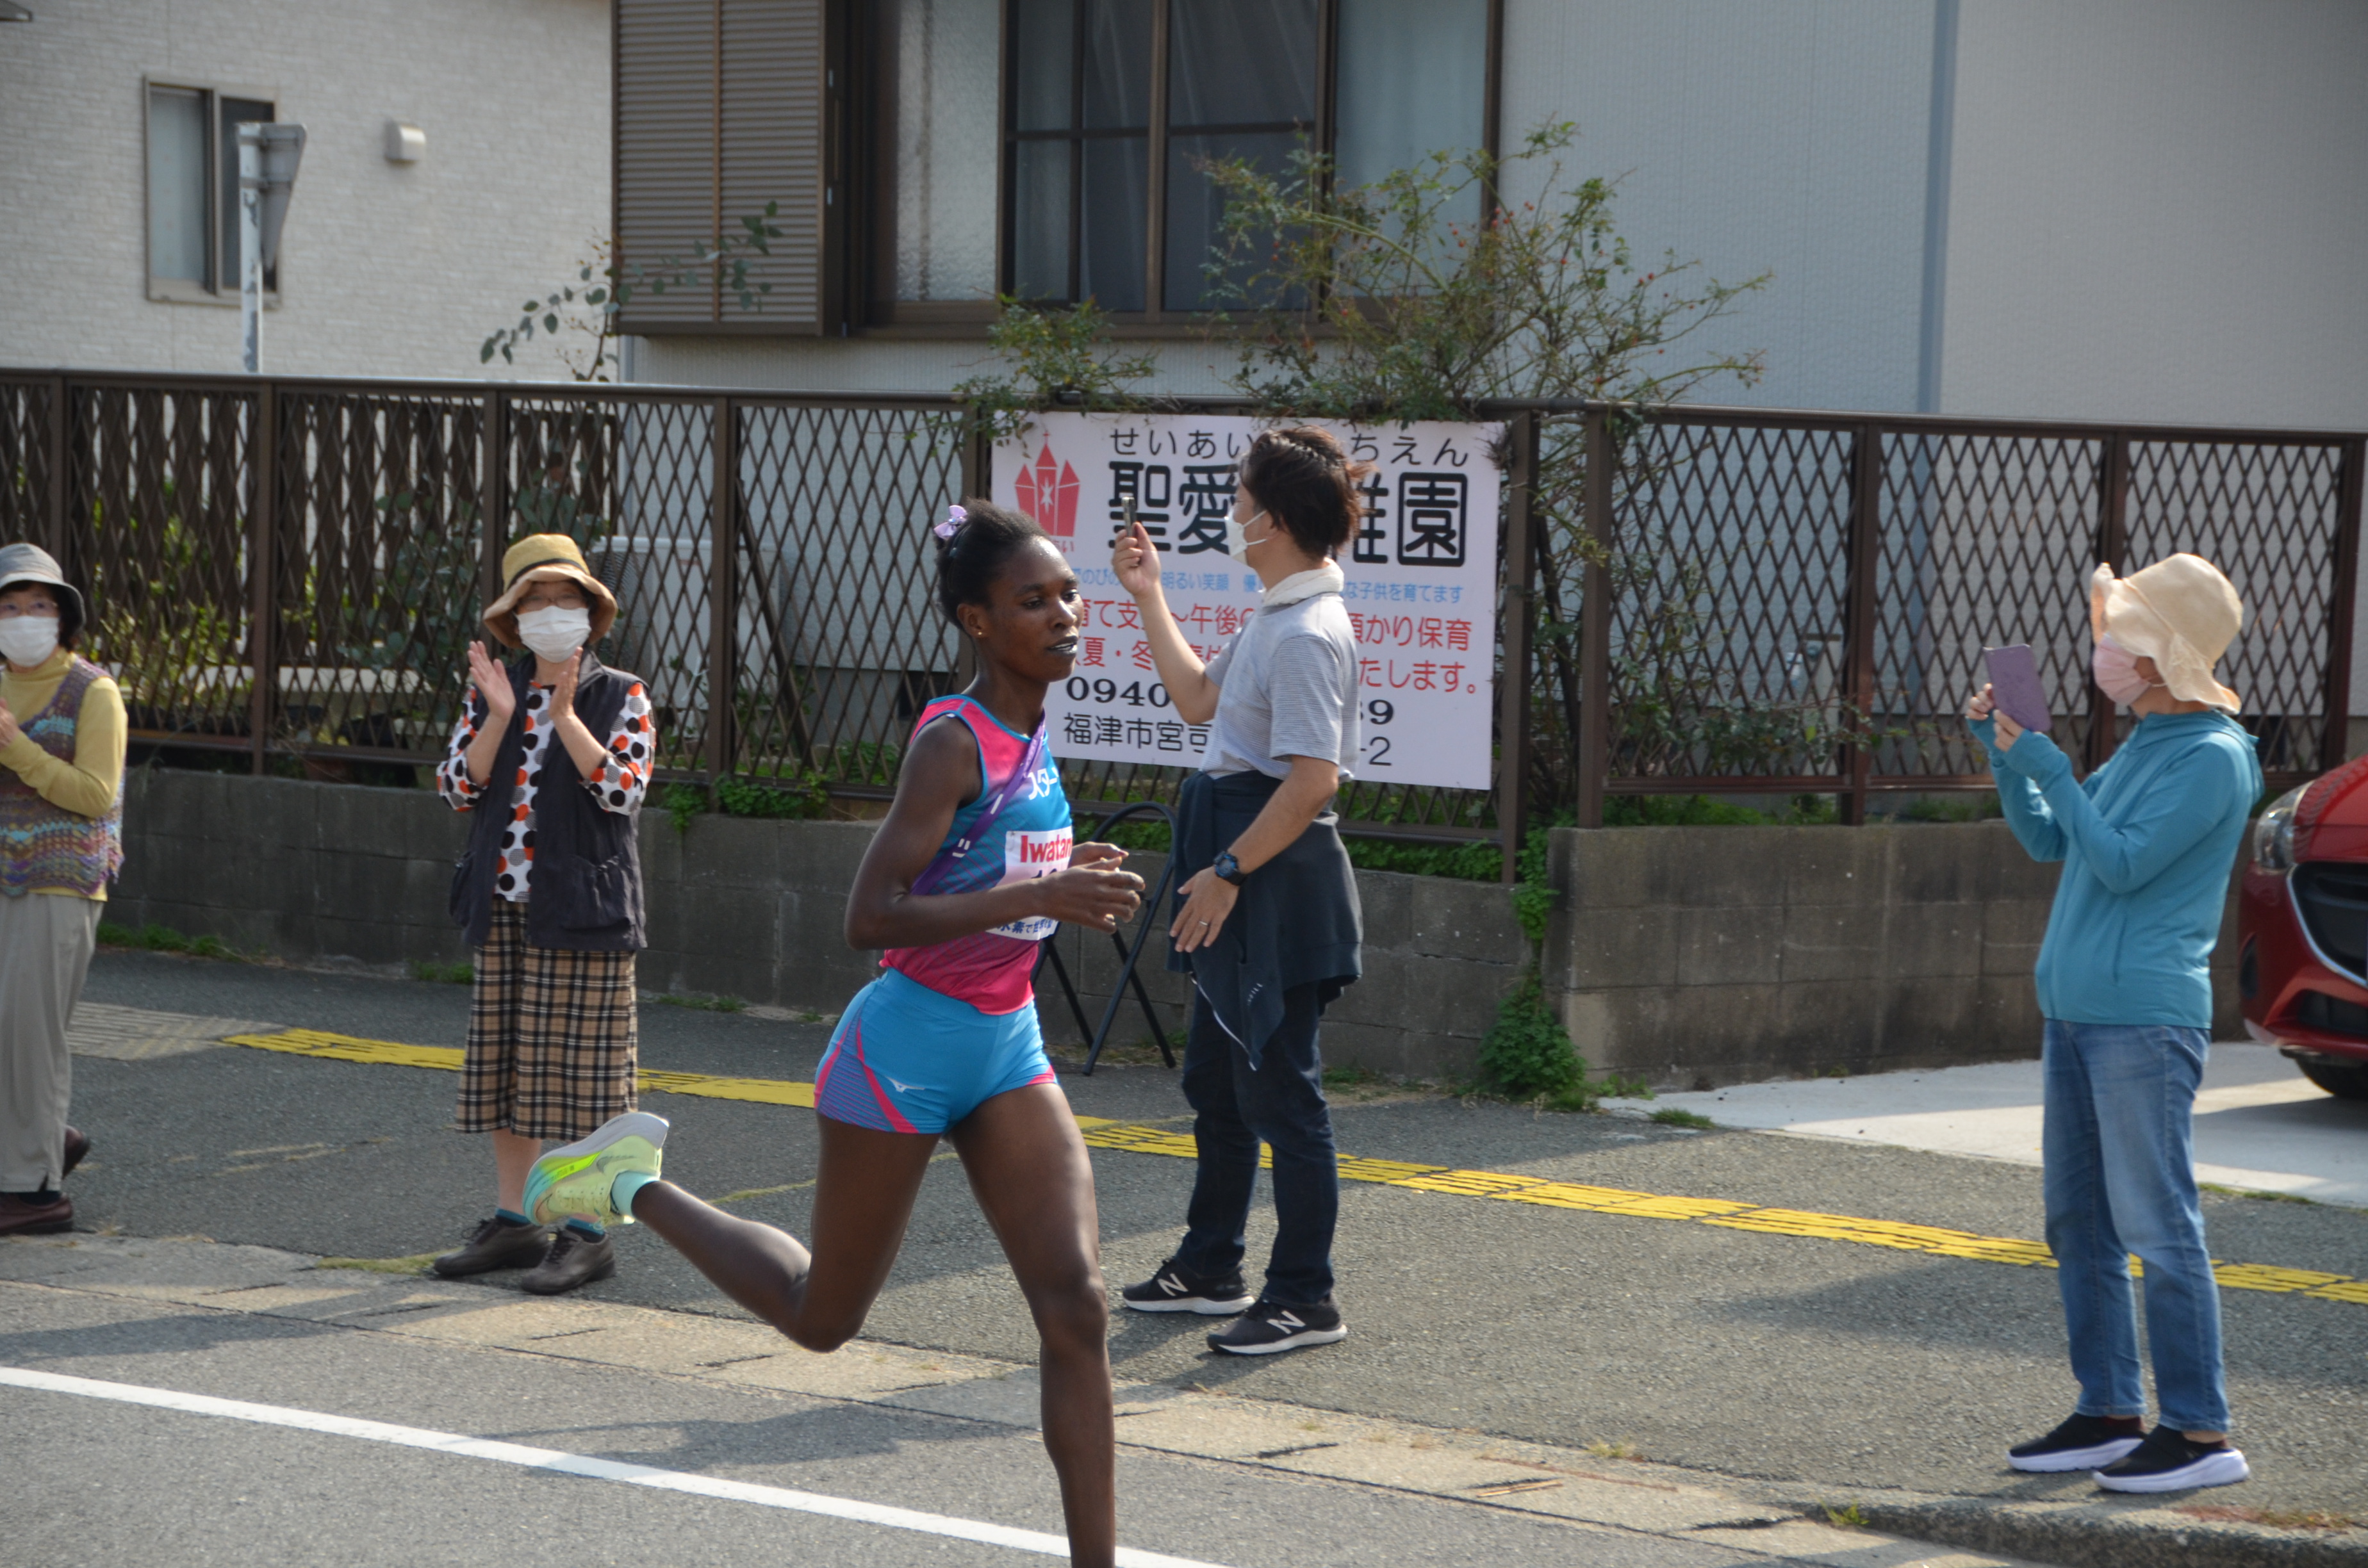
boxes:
[2241,754,2368,1099]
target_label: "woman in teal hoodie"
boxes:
[1968,553,2260,1494]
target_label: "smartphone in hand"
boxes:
[1984,644,2052,733]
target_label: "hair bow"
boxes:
[933,504,968,540]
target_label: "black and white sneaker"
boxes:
[2094,1425,2250,1493]
[1121,1257,1254,1316]
[2007,1413,2147,1473]
[1206,1297,1347,1355]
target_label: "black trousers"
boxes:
[1173,982,1339,1305]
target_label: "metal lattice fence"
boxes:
[3,370,2359,857]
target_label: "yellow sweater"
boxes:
[1,647,126,901]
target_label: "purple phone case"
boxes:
[1984,644,2052,733]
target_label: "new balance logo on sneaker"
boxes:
[1206,1296,1347,1356]
[1121,1258,1253,1316]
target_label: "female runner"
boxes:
[523,501,1142,1565]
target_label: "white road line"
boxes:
[0,1366,1228,1568]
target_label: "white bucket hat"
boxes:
[2089,553,2243,712]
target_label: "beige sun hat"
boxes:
[2088,553,2243,712]
[482,534,618,649]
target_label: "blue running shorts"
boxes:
[814,968,1056,1134]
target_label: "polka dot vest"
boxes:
[438,678,654,902]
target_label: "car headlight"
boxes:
[2253,783,2310,874]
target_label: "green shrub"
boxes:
[1479,970,1582,1101]
[1602,793,1838,828]
[654,992,750,1013]
[1344,837,1502,881]
[97,920,244,961]
[1898,796,2002,823]
[716,774,829,821]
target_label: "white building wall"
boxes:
[1939,0,2368,429]
[1495,0,1941,416]
[637,0,2368,441]
[0,0,610,381]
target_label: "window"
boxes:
[976,0,1491,321]
[145,81,280,302]
[877,0,1002,316]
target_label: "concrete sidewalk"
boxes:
[1607,1045,2368,1207]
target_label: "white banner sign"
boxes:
[991,414,1502,790]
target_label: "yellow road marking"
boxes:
[223,1029,2365,1307]
[225,1032,818,1107]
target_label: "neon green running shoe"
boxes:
[525,1111,669,1227]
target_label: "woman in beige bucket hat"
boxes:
[1966,552,2260,1492]
[425,534,657,1296]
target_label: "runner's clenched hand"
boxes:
[1036,865,1144,931]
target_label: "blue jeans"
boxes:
[1174,983,1338,1305]
[2042,1020,2229,1433]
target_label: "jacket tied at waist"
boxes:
[1168,769,1361,1066]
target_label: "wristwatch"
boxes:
[1212,850,1248,886]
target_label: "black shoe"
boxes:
[2094,1425,2251,1493]
[2007,1412,2146,1473]
[1207,1296,1347,1355]
[1122,1257,1254,1316]
[62,1127,90,1179]
[521,1228,616,1295]
[432,1216,552,1277]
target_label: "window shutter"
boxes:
[615,0,830,334]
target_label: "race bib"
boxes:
[989,826,1073,940]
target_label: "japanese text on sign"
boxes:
[994,414,1502,790]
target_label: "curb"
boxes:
[1863,1498,2368,1568]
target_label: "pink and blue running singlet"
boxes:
[882,696,1073,1013]
[814,697,1073,1134]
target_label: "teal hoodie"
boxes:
[1975,710,2260,1029]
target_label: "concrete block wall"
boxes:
[107,772,2244,1088]
[107,771,1525,1079]
[1029,848,1526,1080]
[1545,821,2242,1089]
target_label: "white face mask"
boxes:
[515,605,591,664]
[0,614,60,667]
[1224,506,1272,562]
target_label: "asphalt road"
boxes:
[47,951,2368,1517]
[7,1280,1768,1568]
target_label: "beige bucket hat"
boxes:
[482,534,618,649]
[2089,553,2243,711]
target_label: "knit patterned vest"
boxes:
[0,657,125,897]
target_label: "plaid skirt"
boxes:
[458,898,638,1140]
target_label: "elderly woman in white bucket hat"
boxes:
[1966,553,2260,1493]
[425,534,657,1295]
[0,542,124,1237]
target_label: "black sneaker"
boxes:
[2007,1413,2147,1473]
[1122,1257,1254,1316]
[1207,1296,1347,1355]
[2094,1425,2251,1493]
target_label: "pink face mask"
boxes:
[2092,635,2159,706]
